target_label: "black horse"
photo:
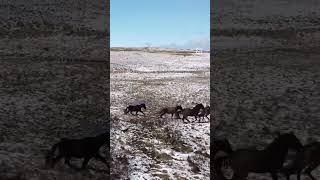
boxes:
[212,138,257,179]
[281,141,320,180]
[45,132,110,170]
[181,103,205,123]
[212,138,233,158]
[212,139,234,180]
[124,103,146,116]
[214,132,303,180]
[198,105,210,122]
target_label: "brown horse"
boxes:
[159,105,183,119]
[198,105,210,122]
[214,132,303,180]
[281,141,320,180]
[181,104,205,123]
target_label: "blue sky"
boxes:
[111,0,210,50]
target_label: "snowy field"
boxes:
[110,49,210,179]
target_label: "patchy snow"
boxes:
[110,49,210,179]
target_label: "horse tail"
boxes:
[50,142,60,156]
[158,108,165,114]
[124,107,129,114]
[45,141,60,166]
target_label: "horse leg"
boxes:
[305,166,317,180]
[81,157,91,169]
[64,156,77,169]
[176,112,181,119]
[233,171,247,180]
[51,154,63,168]
[194,115,199,123]
[182,116,187,123]
[95,153,110,169]
[141,111,145,116]
[270,171,278,180]
[130,111,134,115]
[184,117,190,123]
[286,174,290,180]
[297,170,301,180]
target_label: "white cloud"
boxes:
[161,36,210,51]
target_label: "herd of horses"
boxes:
[123,103,211,123]
[44,103,210,171]
[43,104,319,180]
[212,132,320,180]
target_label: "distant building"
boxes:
[194,48,203,55]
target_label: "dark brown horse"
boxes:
[159,105,183,119]
[45,132,110,170]
[212,138,256,179]
[214,132,303,180]
[124,103,146,116]
[198,105,210,122]
[181,103,204,123]
[212,139,234,180]
[212,139,233,158]
[281,141,320,180]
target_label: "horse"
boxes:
[214,132,303,180]
[159,105,183,119]
[181,104,205,123]
[124,103,146,116]
[45,132,110,170]
[213,155,231,180]
[280,141,320,180]
[212,138,233,158]
[212,138,257,179]
[212,139,234,180]
[198,105,210,122]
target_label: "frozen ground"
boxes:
[212,0,320,179]
[110,50,210,179]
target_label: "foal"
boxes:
[159,105,183,119]
[45,132,110,170]
[124,103,146,116]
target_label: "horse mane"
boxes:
[264,133,301,153]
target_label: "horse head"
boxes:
[277,132,303,151]
[195,103,205,110]
[96,132,110,145]
[176,105,183,112]
[212,138,233,157]
[141,103,146,110]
